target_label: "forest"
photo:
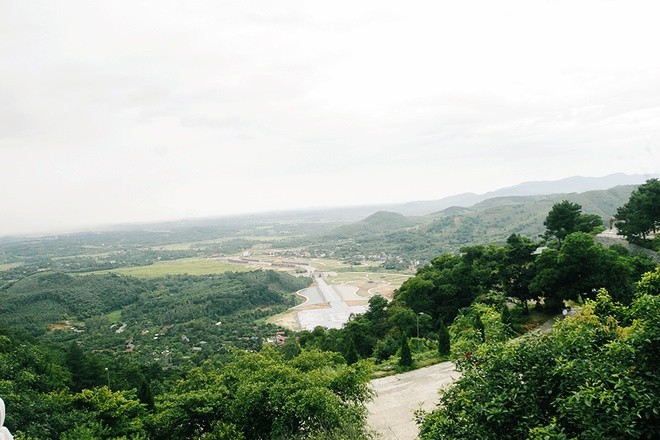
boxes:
[0,179,658,439]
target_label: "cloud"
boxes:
[1,0,659,235]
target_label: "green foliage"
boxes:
[500,304,512,331]
[635,265,660,296]
[529,233,655,309]
[615,178,660,246]
[503,234,538,310]
[544,200,603,245]
[395,245,507,325]
[280,336,302,360]
[398,334,413,368]
[344,338,359,365]
[0,270,310,364]
[151,348,373,440]
[544,200,583,244]
[449,304,508,361]
[474,313,485,343]
[65,342,104,391]
[373,335,399,361]
[73,386,147,438]
[419,292,660,439]
[437,319,450,356]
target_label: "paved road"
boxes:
[366,311,572,439]
[297,275,368,330]
[366,361,460,440]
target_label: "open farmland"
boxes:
[87,257,257,276]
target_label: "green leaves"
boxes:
[151,348,373,439]
[419,293,660,439]
[615,178,660,246]
[544,200,584,245]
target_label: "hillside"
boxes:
[0,270,310,364]
[302,185,641,263]
[325,211,419,239]
[386,173,659,216]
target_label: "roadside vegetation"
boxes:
[0,180,658,439]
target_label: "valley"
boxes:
[0,175,658,439]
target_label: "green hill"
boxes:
[308,185,639,262]
[325,210,419,239]
[0,270,310,363]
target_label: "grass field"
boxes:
[0,263,21,271]
[89,258,258,277]
[105,309,122,322]
[159,242,196,251]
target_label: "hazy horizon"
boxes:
[2,171,656,238]
[2,1,659,236]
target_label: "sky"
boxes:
[1,0,659,236]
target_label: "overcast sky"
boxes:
[1,1,659,236]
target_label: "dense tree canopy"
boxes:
[529,232,654,308]
[0,326,373,439]
[150,348,373,440]
[1,193,658,439]
[419,291,660,440]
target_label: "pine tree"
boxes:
[438,319,450,356]
[399,334,413,367]
[344,337,359,365]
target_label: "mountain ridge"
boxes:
[387,173,659,216]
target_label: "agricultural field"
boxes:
[86,257,260,277]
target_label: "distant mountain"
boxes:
[326,210,419,239]
[317,184,643,262]
[389,192,483,216]
[386,173,659,216]
[482,173,659,198]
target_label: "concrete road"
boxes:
[366,361,460,440]
[296,275,368,330]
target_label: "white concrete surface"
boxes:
[296,276,367,330]
[367,361,460,440]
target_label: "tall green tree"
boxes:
[544,200,582,245]
[398,334,413,368]
[437,319,450,356]
[503,234,538,312]
[544,200,603,246]
[529,232,653,308]
[65,342,104,392]
[281,336,302,360]
[615,178,660,246]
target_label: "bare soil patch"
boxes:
[267,310,301,331]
